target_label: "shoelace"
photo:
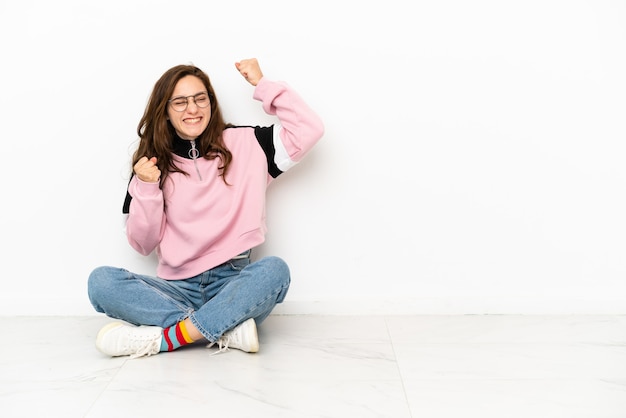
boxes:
[207,331,240,356]
[129,337,161,359]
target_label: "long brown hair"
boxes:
[133,65,233,187]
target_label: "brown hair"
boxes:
[133,65,233,187]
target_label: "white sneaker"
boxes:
[96,322,162,358]
[208,318,259,354]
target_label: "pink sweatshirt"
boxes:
[124,78,324,280]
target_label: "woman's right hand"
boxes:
[134,156,161,183]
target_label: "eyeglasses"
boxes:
[168,92,210,112]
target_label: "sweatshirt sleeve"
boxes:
[124,175,164,255]
[253,78,324,169]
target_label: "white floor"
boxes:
[1,315,625,418]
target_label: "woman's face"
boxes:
[167,75,211,140]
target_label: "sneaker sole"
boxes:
[95,322,124,355]
[242,318,259,353]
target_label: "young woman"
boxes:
[88,58,324,358]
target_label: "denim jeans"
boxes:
[87,251,290,343]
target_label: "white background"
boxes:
[1,0,624,315]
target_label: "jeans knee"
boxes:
[87,266,120,309]
[263,256,291,286]
[259,257,291,305]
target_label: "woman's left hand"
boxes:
[235,58,263,86]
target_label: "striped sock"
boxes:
[160,321,195,352]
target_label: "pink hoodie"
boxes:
[124,78,324,280]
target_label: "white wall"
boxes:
[1,0,624,315]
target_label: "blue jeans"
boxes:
[87,251,290,343]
